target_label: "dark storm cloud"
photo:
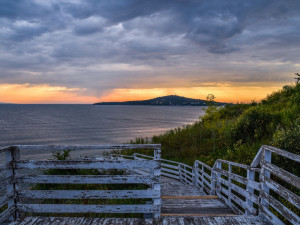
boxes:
[0,0,299,96]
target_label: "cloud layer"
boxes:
[0,0,299,102]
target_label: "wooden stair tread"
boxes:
[162,195,218,199]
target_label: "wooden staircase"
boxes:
[161,177,235,217]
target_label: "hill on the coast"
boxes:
[94,95,227,106]
[127,83,300,168]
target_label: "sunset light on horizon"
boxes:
[0,1,299,104]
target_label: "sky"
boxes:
[0,0,300,104]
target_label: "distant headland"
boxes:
[94,95,229,106]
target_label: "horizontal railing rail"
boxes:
[255,146,300,224]
[1,144,299,224]
[0,145,161,224]
[115,145,300,224]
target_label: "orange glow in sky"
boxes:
[0,83,98,104]
[98,86,283,104]
[0,83,284,104]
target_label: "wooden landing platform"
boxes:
[161,177,234,216]
[13,216,265,225]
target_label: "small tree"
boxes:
[295,73,300,84]
[206,94,216,106]
[205,94,218,153]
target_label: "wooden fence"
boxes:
[121,145,300,224]
[0,145,161,224]
[0,144,299,224]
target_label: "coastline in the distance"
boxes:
[94,95,230,106]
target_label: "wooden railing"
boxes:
[1,144,299,224]
[0,145,161,224]
[251,145,300,224]
[123,145,300,224]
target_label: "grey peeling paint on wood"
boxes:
[16,159,160,170]
[16,174,159,184]
[14,216,265,225]
[17,189,160,199]
[264,176,300,208]
[2,144,300,224]
[17,203,159,213]
[262,161,300,189]
[13,144,162,151]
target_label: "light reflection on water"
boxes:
[0,105,206,160]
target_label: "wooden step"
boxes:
[162,195,218,199]
[162,213,237,217]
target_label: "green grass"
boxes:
[128,83,300,168]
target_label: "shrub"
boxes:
[230,106,278,144]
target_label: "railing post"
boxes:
[259,148,272,221]
[211,167,216,195]
[228,164,232,206]
[193,162,199,188]
[6,146,20,221]
[179,163,183,182]
[153,149,161,160]
[215,161,222,198]
[183,164,187,184]
[152,147,161,219]
[246,168,255,215]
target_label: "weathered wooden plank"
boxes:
[219,186,256,215]
[15,216,40,225]
[134,153,154,159]
[162,172,179,180]
[16,174,158,184]
[247,179,260,191]
[18,189,160,199]
[161,163,178,170]
[162,167,179,175]
[261,191,300,224]
[17,203,159,213]
[217,159,249,170]
[15,216,265,225]
[218,177,259,204]
[195,160,212,171]
[264,176,300,209]
[262,161,300,189]
[260,204,285,225]
[263,145,300,163]
[161,213,236,217]
[162,195,218,199]
[16,159,159,170]
[219,193,244,215]
[110,154,135,159]
[181,169,193,177]
[197,176,212,189]
[214,168,247,185]
[161,158,180,165]
[203,185,211,195]
[133,168,150,176]
[0,191,13,208]
[197,170,211,181]
[16,144,161,151]
[252,145,300,167]
[0,206,14,224]
[182,164,193,170]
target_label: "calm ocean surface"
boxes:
[0,105,206,159]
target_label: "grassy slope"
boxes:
[130,83,300,167]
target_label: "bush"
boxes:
[230,106,278,144]
[272,118,300,154]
